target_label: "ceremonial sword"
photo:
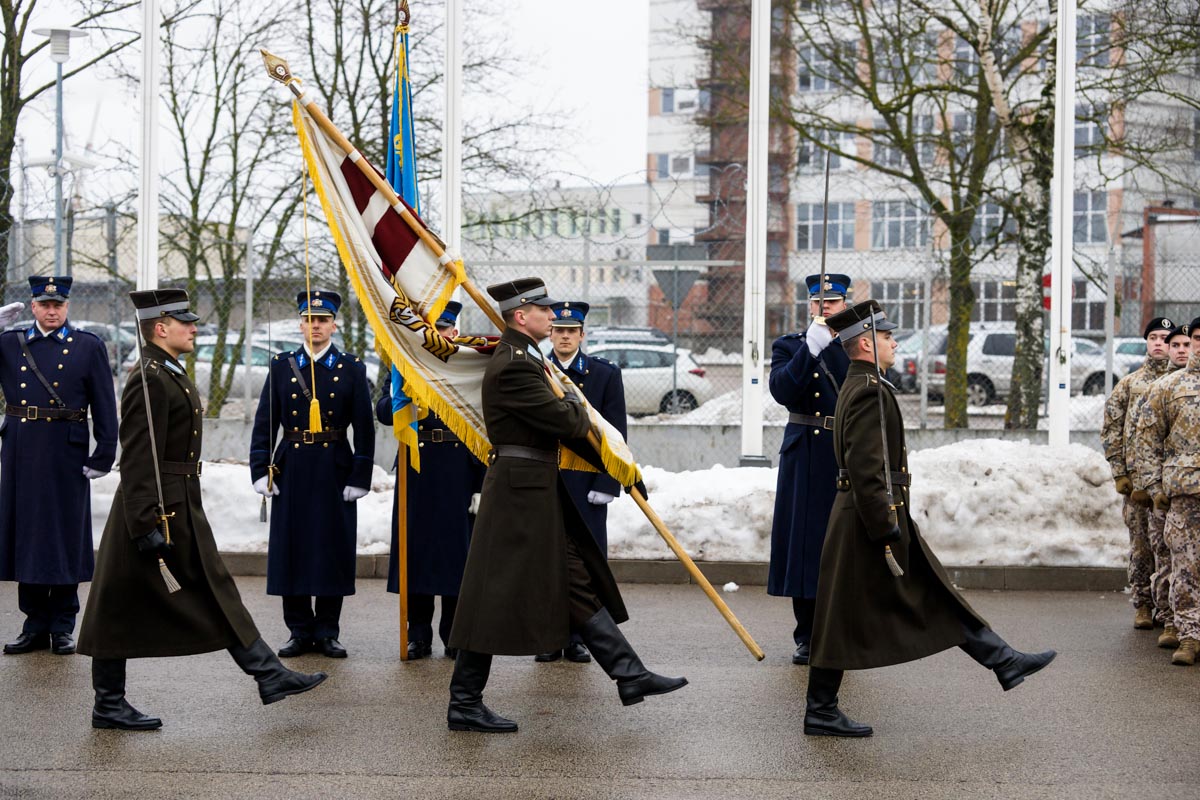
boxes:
[814,151,833,324]
[867,314,905,578]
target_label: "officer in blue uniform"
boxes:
[0,277,118,656]
[376,301,486,659]
[534,300,628,664]
[767,273,851,666]
[250,290,375,659]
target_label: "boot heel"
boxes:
[620,694,645,707]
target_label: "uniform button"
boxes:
[813,372,819,378]
[294,443,299,449]
[20,366,26,371]
[291,393,297,399]
[20,400,26,405]
[63,348,69,355]
[323,443,329,448]
[192,430,198,436]
[815,411,821,417]
[337,364,343,369]
[814,430,820,436]
[194,408,199,415]
[189,452,194,458]
[814,392,820,398]
[52,382,58,387]
[20,419,26,423]
[291,377,297,383]
[333,376,339,382]
[418,442,424,448]
[19,383,25,388]
[184,388,190,394]
[329,393,335,398]
[292,410,298,416]
[57,364,63,369]
[67,337,73,342]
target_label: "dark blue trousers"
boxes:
[282,595,344,640]
[18,583,79,634]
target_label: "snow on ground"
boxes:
[75,438,1125,567]
[636,388,792,426]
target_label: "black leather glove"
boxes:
[135,527,171,555]
[562,390,581,405]
[878,524,902,545]
[625,480,649,499]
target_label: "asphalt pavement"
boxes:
[0,578,1193,800]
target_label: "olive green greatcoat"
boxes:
[77,343,259,659]
[811,359,987,671]
[448,327,627,656]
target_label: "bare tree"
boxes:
[0,0,139,296]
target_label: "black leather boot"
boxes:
[803,667,872,737]
[229,638,328,705]
[91,659,162,731]
[577,608,687,706]
[960,626,1057,691]
[447,650,517,732]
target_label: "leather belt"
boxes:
[160,460,202,477]
[5,404,86,422]
[491,444,558,465]
[789,412,834,431]
[418,429,460,444]
[837,468,911,491]
[282,428,347,444]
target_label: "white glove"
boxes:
[587,490,616,505]
[82,467,107,480]
[343,485,369,502]
[0,302,24,328]
[253,475,279,497]
[468,492,481,515]
[806,319,833,356]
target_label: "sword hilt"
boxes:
[156,510,177,545]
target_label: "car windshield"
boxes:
[897,331,947,356]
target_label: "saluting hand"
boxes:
[0,301,24,328]
[805,319,833,356]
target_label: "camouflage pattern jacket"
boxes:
[1131,352,1200,499]
[1127,362,1183,492]
[1102,355,1173,480]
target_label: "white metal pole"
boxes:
[244,237,254,420]
[441,0,463,254]
[54,62,64,275]
[739,0,770,466]
[1046,0,1077,448]
[136,0,161,290]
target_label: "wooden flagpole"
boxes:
[263,50,764,661]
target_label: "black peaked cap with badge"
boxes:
[129,288,200,322]
[1143,316,1174,339]
[29,275,72,302]
[549,302,590,328]
[297,290,342,317]
[824,300,899,343]
[486,278,558,312]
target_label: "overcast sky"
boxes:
[16,0,650,216]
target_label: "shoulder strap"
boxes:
[287,356,312,402]
[816,353,841,394]
[19,335,67,408]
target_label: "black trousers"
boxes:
[18,583,80,634]
[408,594,458,647]
[792,597,816,646]
[566,535,604,630]
[282,595,344,640]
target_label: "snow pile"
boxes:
[723,582,740,592]
[636,388,790,426]
[694,348,743,365]
[75,439,1125,567]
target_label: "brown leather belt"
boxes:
[418,429,460,444]
[490,444,557,465]
[5,404,86,422]
[837,468,911,491]
[160,460,202,477]
[282,428,347,444]
[789,412,834,430]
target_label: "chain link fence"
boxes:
[6,201,1200,434]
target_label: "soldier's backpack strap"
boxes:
[286,355,313,402]
[18,335,69,409]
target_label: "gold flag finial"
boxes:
[399,0,410,26]
[261,49,293,85]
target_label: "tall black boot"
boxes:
[91,659,162,731]
[229,638,328,705]
[803,667,872,737]
[447,650,517,732]
[959,625,1056,691]
[577,608,687,706]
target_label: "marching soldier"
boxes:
[250,290,375,659]
[0,277,118,656]
[446,278,686,733]
[536,300,628,664]
[805,301,1055,737]
[1130,318,1200,666]
[1102,317,1174,629]
[376,301,486,659]
[767,273,851,665]
[77,289,326,730]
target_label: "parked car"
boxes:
[586,344,715,415]
[586,326,672,346]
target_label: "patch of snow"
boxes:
[723,582,740,592]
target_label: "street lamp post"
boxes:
[33,26,87,277]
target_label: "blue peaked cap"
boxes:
[549,301,590,327]
[30,275,71,302]
[297,290,341,317]
[805,273,851,299]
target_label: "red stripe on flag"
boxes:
[340,158,427,279]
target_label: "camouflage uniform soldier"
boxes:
[1102,316,1173,629]
[1130,325,1190,638]
[1131,320,1200,666]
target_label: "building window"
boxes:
[1074,190,1107,244]
[657,228,670,245]
[656,154,669,179]
[970,280,1017,323]
[954,37,980,80]
[1077,15,1110,67]
[610,208,621,233]
[662,88,675,114]
[797,129,853,172]
[633,213,643,225]
[1072,279,1106,331]
[876,280,926,329]
[1075,104,1105,152]
[874,115,936,168]
[798,45,835,92]
[872,200,929,249]
[671,155,692,175]
[796,202,855,251]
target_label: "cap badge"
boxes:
[46,284,57,294]
[1163,320,1171,328]
[312,299,323,307]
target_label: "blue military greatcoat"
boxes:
[552,350,626,550]
[0,323,118,584]
[250,346,374,596]
[376,380,486,597]
[767,332,849,598]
